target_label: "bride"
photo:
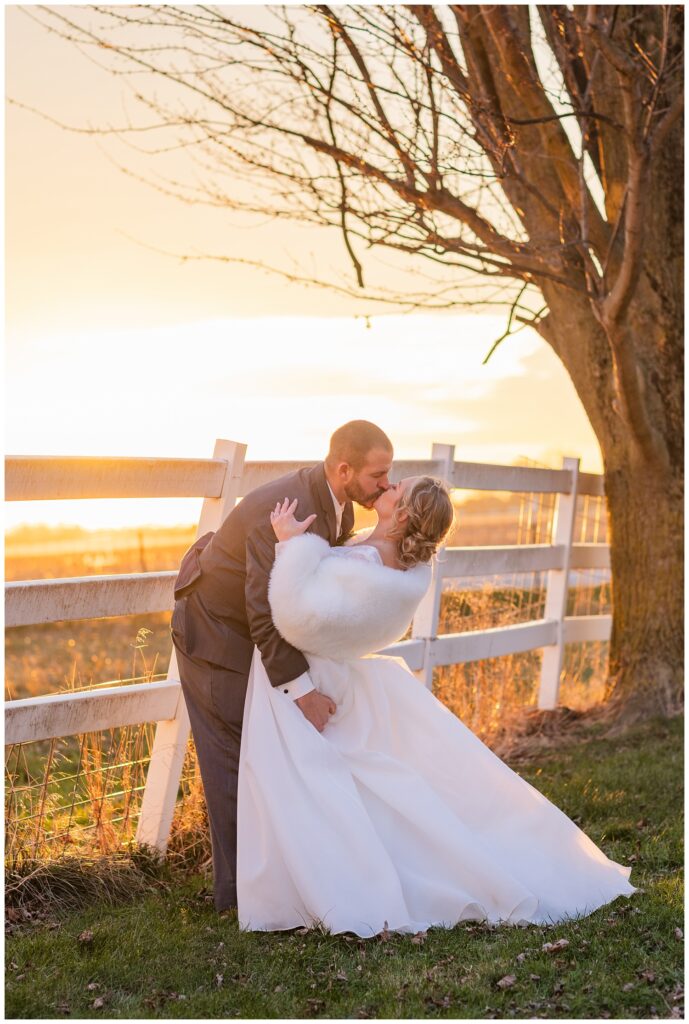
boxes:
[237,476,635,937]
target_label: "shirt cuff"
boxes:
[279,671,315,701]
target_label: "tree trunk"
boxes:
[603,453,683,721]
[537,275,683,722]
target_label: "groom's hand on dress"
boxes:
[295,690,337,732]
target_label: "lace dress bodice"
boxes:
[332,541,383,567]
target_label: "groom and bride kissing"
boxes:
[171,419,635,937]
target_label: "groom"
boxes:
[170,420,394,911]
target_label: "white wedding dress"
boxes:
[237,542,635,937]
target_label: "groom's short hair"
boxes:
[326,420,393,471]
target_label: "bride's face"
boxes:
[374,476,420,518]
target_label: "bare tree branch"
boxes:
[20,2,682,472]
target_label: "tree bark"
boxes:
[535,270,683,721]
[603,451,683,720]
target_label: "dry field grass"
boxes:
[5,493,611,868]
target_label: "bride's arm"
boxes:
[268,529,432,661]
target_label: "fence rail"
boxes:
[5,455,228,501]
[6,572,177,627]
[5,543,611,628]
[5,440,611,853]
[5,680,183,746]
[7,455,606,501]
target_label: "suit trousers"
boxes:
[171,633,250,912]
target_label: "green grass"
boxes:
[6,716,683,1019]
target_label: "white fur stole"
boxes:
[268,534,431,660]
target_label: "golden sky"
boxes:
[5,6,603,530]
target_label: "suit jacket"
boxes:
[171,463,354,687]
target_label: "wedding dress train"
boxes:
[237,544,635,937]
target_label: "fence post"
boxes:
[537,456,580,709]
[411,443,455,690]
[136,438,247,853]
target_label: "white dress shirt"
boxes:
[279,480,345,701]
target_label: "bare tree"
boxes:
[25,4,683,720]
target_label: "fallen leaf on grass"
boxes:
[639,969,656,984]
[496,974,516,990]
[434,955,455,968]
[215,973,224,988]
[675,928,683,940]
[92,997,105,1010]
[334,971,348,982]
[78,930,94,945]
[86,983,100,991]
[542,938,569,954]
[426,994,452,1009]
[5,908,28,924]
[622,982,635,992]
[411,931,427,945]
[530,974,541,981]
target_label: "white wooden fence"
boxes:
[5,440,611,853]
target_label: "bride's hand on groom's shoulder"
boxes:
[270,497,317,542]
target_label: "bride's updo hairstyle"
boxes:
[390,477,454,568]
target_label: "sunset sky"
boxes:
[5,6,602,531]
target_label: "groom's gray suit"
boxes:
[170,462,354,910]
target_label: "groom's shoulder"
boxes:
[241,463,321,512]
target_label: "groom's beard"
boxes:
[345,479,387,509]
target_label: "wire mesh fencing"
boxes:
[5,486,612,867]
[434,489,611,741]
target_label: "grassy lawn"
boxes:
[5,716,683,1020]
